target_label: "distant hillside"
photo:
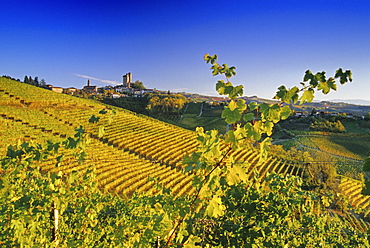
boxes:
[182,92,370,116]
[330,99,370,106]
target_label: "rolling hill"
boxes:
[1,77,370,234]
[0,77,302,196]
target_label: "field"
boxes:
[177,102,228,133]
[0,78,302,197]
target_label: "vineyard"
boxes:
[276,129,369,180]
[0,77,303,197]
[1,75,370,246]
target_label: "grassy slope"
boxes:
[178,102,227,133]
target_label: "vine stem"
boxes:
[162,145,233,248]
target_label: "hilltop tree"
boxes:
[40,78,46,86]
[28,76,34,85]
[146,93,187,116]
[23,75,29,84]
[34,76,39,86]
[131,80,146,90]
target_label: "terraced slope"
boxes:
[338,176,370,215]
[0,78,354,198]
[1,77,370,232]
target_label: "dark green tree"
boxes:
[131,80,146,90]
[40,79,46,86]
[28,76,34,85]
[23,75,29,84]
[34,76,39,86]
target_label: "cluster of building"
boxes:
[46,72,156,97]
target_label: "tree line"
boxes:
[23,75,46,87]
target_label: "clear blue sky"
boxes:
[1,0,370,103]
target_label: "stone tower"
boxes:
[122,72,132,88]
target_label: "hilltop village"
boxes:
[3,74,370,122]
[53,72,157,98]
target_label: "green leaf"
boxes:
[300,88,315,104]
[204,53,217,64]
[335,68,353,84]
[264,121,274,136]
[88,115,100,123]
[216,81,234,96]
[205,196,225,218]
[226,164,248,185]
[248,101,258,111]
[99,109,108,114]
[362,180,370,195]
[244,122,261,141]
[222,99,246,124]
[260,103,281,123]
[243,112,255,122]
[211,64,221,76]
[280,105,292,120]
[259,137,272,161]
[274,86,299,104]
[184,235,202,248]
[317,78,337,94]
[215,80,225,91]
[303,70,319,87]
[315,71,327,82]
[228,85,243,99]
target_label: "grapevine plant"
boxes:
[0,55,368,247]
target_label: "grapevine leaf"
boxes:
[184,235,202,248]
[260,103,280,123]
[300,88,315,104]
[243,112,255,122]
[216,81,233,96]
[228,85,244,99]
[335,68,353,84]
[222,100,246,124]
[274,86,299,104]
[211,64,221,76]
[315,71,327,82]
[89,115,100,123]
[99,109,108,114]
[259,137,272,161]
[362,180,370,195]
[303,70,319,87]
[205,196,225,218]
[225,130,236,144]
[264,121,274,136]
[280,105,292,120]
[216,80,225,92]
[318,78,337,94]
[327,77,337,91]
[244,122,261,141]
[204,53,217,64]
[226,164,248,185]
[248,101,258,111]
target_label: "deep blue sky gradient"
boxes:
[1,0,370,102]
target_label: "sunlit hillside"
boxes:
[0,78,304,197]
[2,77,370,244]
